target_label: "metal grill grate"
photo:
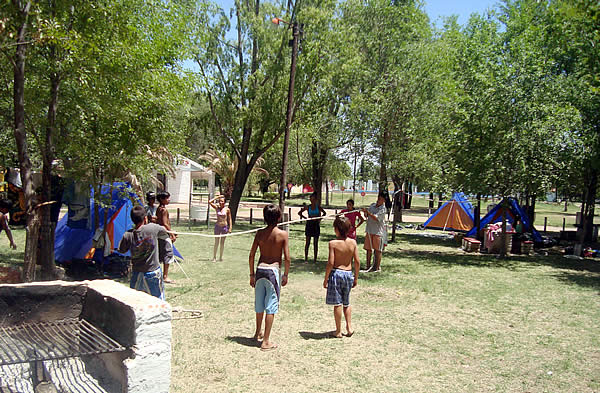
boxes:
[0,319,126,366]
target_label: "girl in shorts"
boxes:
[209,195,232,262]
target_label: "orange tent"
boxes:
[423,193,474,232]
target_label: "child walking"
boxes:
[323,216,360,338]
[249,204,290,351]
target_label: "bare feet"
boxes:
[329,331,343,338]
[211,258,216,262]
[344,330,354,337]
[260,342,278,351]
[163,278,175,284]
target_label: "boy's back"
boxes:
[255,226,288,264]
[329,238,358,270]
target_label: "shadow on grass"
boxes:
[298,331,336,340]
[385,232,600,292]
[225,336,260,348]
[290,259,326,274]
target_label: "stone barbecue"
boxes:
[0,280,172,393]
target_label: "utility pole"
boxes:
[277,20,300,213]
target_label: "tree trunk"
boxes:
[229,158,252,224]
[578,169,598,251]
[38,67,61,280]
[325,179,329,206]
[500,202,507,258]
[378,128,390,192]
[13,1,37,282]
[311,141,327,203]
[391,177,401,242]
[475,193,481,240]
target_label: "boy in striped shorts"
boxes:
[323,216,360,338]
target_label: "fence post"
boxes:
[206,208,210,227]
[289,208,292,222]
[250,208,253,225]
[176,208,180,225]
[544,217,547,233]
[562,218,566,231]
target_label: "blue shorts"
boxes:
[131,267,165,300]
[255,267,280,314]
[326,269,354,307]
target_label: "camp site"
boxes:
[1,0,599,392]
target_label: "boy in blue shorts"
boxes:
[323,216,360,338]
[249,204,290,351]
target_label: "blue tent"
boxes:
[55,182,183,263]
[423,192,475,232]
[465,197,542,242]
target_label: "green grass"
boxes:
[2,209,599,392]
[164,222,600,393]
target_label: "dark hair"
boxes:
[157,191,170,202]
[378,191,387,199]
[263,204,281,226]
[131,205,147,224]
[346,199,354,206]
[146,191,156,201]
[0,199,12,210]
[310,192,318,199]
[333,216,351,238]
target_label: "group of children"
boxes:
[250,191,389,350]
[299,191,388,272]
[121,189,388,350]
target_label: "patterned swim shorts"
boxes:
[326,269,354,307]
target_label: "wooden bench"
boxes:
[462,237,481,252]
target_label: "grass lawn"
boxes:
[163,221,599,393]
[1,216,599,392]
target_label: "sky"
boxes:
[424,0,499,26]
[208,0,501,26]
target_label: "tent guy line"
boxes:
[168,211,354,238]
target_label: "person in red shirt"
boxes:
[339,199,364,240]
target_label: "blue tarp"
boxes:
[465,197,542,242]
[55,182,183,263]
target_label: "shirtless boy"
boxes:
[249,204,290,351]
[156,191,176,283]
[323,216,360,338]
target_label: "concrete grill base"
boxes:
[0,280,172,393]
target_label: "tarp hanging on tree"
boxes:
[465,197,542,242]
[423,192,474,232]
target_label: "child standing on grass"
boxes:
[118,206,169,300]
[0,199,17,249]
[208,195,232,262]
[156,191,176,283]
[323,216,360,338]
[298,192,326,263]
[249,204,290,351]
[362,191,387,272]
[340,199,364,240]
